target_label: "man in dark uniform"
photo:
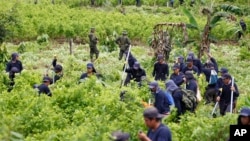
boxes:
[51,55,63,83]
[152,55,169,81]
[138,107,172,141]
[170,64,185,87]
[182,57,199,76]
[37,76,52,97]
[124,61,146,86]
[216,73,239,116]
[115,31,131,60]
[6,53,23,91]
[88,27,99,61]
[187,52,203,75]
[177,55,185,72]
[149,81,171,115]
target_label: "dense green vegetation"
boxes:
[1,0,250,141]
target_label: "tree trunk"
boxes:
[199,15,211,59]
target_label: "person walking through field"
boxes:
[6,53,23,91]
[152,54,169,81]
[138,107,172,141]
[115,31,131,60]
[216,73,239,116]
[88,27,99,62]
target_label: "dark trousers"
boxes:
[204,86,217,104]
[119,49,127,60]
[219,100,236,116]
[90,46,99,60]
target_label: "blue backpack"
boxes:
[209,70,218,85]
[165,91,175,106]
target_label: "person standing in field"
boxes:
[37,76,53,97]
[6,53,23,91]
[152,54,169,81]
[138,107,172,141]
[170,64,185,87]
[88,27,99,62]
[115,31,131,60]
[216,73,239,116]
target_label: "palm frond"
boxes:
[219,4,243,16]
[182,8,199,30]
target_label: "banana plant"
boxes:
[183,3,242,58]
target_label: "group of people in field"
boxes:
[4,25,249,141]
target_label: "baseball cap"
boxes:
[54,64,63,72]
[239,107,250,116]
[149,81,158,89]
[172,64,180,70]
[43,76,52,83]
[219,67,228,74]
[186,56,193,63]
[221,73,231,80]
[143,107,164,119]
[157,54,164,60]
[87,63,94,69]
[111,131,130,141]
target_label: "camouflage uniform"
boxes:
[115,31,131,60]
[88,28,99,60]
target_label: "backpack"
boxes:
[209,70,218,85]
[165,91,175,106]
[178,88,197,110]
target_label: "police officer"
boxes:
[51,55,63,83]
[88,27,99,61]
[187,52,203,75]
[124,62,146,86]
[115,31,131,60]
[37,76,52,97]
[182,57,199,76]
[152,54,169,81]
[170,64,185,87]
[216,73,239,116]
[6,53,23,90]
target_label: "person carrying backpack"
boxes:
[202,54,218,104]
[149,81,171,115]
[166,80,197,118]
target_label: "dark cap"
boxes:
[143,107,164,119]
[206,61,214,68]
[186,57,193,63]
[188,52,195,59]
[133,62,140,70]
[11,53,19,60]
[157,54,164,60]
[221,73,231,80]
[219,67,228,74]
[172,64,180,70]
[43,76,52,83]
[149,81,158,89]
[111,131,130,141]
[240,107,250,116]
[87,63,94,69]
[54,64,63,72]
